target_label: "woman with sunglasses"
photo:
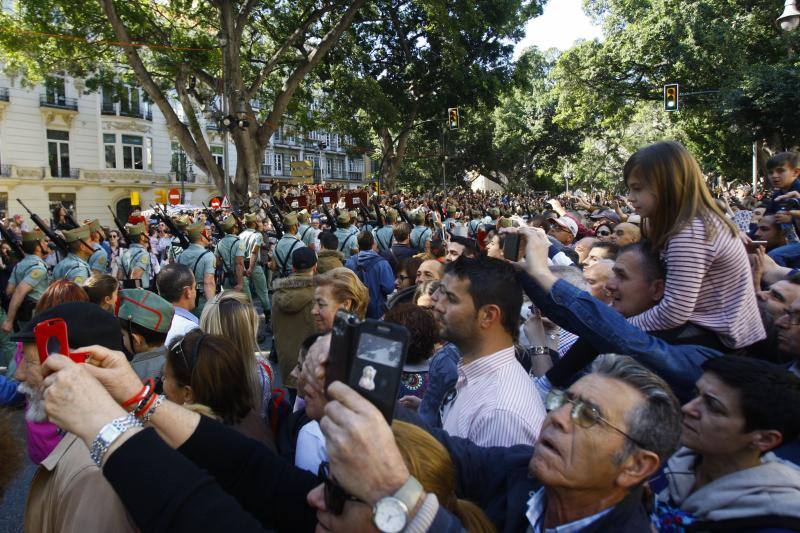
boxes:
[107,230,124,279]
[163,330,275,450]
[594,223,614,242]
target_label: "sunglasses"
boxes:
[596,230,611,237]
[318,461,363,515]
[545,389,648,450]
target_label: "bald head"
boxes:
[574,237,599,265]
[611,223,641,247]
[416,259,444,284]
[584,259,615,304]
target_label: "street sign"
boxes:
[221,196,231,209]
[291,160,314,177]
[168,188,181,205]
[209,197,222,209]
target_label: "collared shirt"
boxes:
[526,488,614,533]
[442,346,546,447]
[165,306,200,347]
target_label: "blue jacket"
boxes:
[430,430,654,532]
[345,251,395,319]
[518,273,721,402]
[0,374,22,406]
[417,342,460,428]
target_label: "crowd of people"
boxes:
[1,139,800,532]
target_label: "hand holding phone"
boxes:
[34,318,90,364]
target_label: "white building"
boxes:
[0,71,370,227]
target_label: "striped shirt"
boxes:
[629,216,765,349]
[442,346,546,447]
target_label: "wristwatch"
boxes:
[89,414,143,467]
[372,476,424,533]
[530,346,549,356]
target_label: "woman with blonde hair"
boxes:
[311,267,369,333]
[624,141,764,349]
[307,420,495,532]
[200,290,273,426]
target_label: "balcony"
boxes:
[0,88,8,102]
[40,94,78,111]
[348,171,363,181]
[102,101,152,120]
[50,167,79,179]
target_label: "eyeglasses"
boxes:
[596,230,611,237]
[781,310,800,326]
[318,461,363,515]
[170,333,207,375]
[545,389,648,450]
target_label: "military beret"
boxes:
[117,289,174,334]
[85,219,102,233]
[127,222,147,237]
[221,215,237,231]
[283,213,299,227]
[63,225,91,243]
[337,212,350,225]
[186,221,205,239]
[244,213,258,224]
[21,229,45,242]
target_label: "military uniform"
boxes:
[468,218,482,238]
[168,215,192,263]
[53,226,93,285]
[214,216,246,290]
[88,242,109,274]
[334,213,359,259]
[297,211,317,248]
[177,229,215,318]
[273,213,307,278]
[120,223,152,290]
[8,251,49,325]
[373,224,394,253]
[240,215,270,314]
[410,212,432,252]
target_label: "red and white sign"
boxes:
[209,196,222,209]
[168,188,181,205]
[221,196,231,209]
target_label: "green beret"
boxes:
[127,222,147,237]
[337,212,350,225]
[63,225,91,243]
[412,212,424,225]
[22,229,45,242]
[117,289,174,333]
[283,213,299,227]
[85,219,102,233]
[488,207,500,217]
[384,208,398,221]
[174,215,191,229]
[244,213,258,224]
[186,221,205,239]
[447,205,456,215]
[221,215,236,231]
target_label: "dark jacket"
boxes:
[417,342,460,428]
[381,243,417,275]
[103,417,317,533]
[345,250,394,318]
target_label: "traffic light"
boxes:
[448,107,460,130]
[154,189,167,204]
[664,83,679,112]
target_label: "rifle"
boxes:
[202,203,226,239]
[374,203,385,227]
[17,199,68,256]
[359,205,377,228]
[395,204,411,225]
[0,223,24,260]
[151,205,190,249]
[322,203,337,231]
[107,206,130,246]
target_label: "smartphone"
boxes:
[745,240,769,253]
[503,233,521,262]
[326,310,409,422]
[34,318,90,364]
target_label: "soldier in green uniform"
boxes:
[468,209,482,239]
[1,229,50,333]
[270,212,306,278]
[443,205,457,231]
[53,225,93,285]
[373,207,396,253]
[214,215,245,291]
[240,213,271,321]
[488,207,501,225]
[85,219,109,275]
[334,212,359,259]
[118,222,153,290]
[296,210,317,251]
[410,211,432,252]
[168,214,192,263]
[177,221,216,318]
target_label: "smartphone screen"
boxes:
[356,332,403,368]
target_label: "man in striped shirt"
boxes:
[433,255,546,447]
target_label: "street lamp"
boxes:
[778,0,800,31]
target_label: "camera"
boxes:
[34,318,90,364]
[778,198,800,211]
[326,310,409,422]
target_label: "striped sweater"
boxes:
[629,216,765,349]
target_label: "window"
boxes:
[122,134,144,170]
[47,129,70,177]
[335,159,344,173]
[273,128,282,144]
[101,87,115,114]
[104,133,117,168]
[119,86,141,117]
[45,75,66,106]
[145,137,153,171]
[326,159,333,177]
[0,192,7,219]
[289,154,298,165]
[212,146,224,170]
[48,193,76,218]
[273,153,283,173]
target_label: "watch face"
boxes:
[374,498,407,533]
[99,424,122,443]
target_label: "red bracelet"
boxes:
[121,378,154,410]
[134,388,158,418]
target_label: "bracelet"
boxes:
[131,378,155,414]
[122,378,155,409]
[134,389,158,418]
[142,394,165,423]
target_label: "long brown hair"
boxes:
[34,280,89,315]
[623,141,738,251]
[392,421,496,532]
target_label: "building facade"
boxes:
[0,71,370,228]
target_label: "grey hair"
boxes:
[549,265,589,292]
[591,354,682,465]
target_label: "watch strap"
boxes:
[393,475,424,513]
[89,414,142,467]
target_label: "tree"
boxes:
[0,0,365,204]
[317,0,542,192]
